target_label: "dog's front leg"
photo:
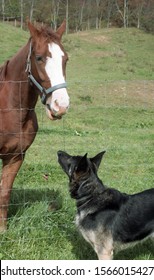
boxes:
[99,255,113,260]
[97,249,113,260]
[95,238,113,260]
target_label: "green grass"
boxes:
[0,23,29,64]
[0,23,154,260]
[65,28,154,81]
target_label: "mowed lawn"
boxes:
[0,23,154,260]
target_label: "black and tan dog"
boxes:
[57,150,154,260]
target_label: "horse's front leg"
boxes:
[0,155,24,232]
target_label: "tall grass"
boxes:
[0,23,154,259]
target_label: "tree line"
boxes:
[0,0,154,33]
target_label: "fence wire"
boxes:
[0,79,154,253]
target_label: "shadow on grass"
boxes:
[8,188,63,218]
[67,229,154,260]
[7,188,154,260]
[68,231,154,260]
[66,227,97,260]
[115,239,154,260]
[62,222,154,260]
[70,231,97,260]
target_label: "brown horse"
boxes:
[0,20,69,232]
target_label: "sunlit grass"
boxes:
[0,23,154,260]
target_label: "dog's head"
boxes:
[57,150,105,179]
[57,151,105,199]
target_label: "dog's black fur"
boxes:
[57,150,154,259]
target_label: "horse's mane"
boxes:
[0,26,60,87]
[37,26,60,42]
[0,60,9,82]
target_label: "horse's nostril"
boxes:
[54,100,60,111]
[52,109,59,116]
[46,101,68,118]
[55,99,58,106]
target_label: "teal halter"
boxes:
[25,41,67,105]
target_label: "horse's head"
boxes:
[27,20,69,120]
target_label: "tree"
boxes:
[2,0,5,21]
[66,0,69,33]
[132,0,146,29]
[0,0,153,33]
[95,0,101,29]
[51,0,61,30]
[29,0,35,22]
[115,0,128,27]
[79,0,86,30]
[123,0,128,27]
[106,0,114,28]
[20,0,24,29]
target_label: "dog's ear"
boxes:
[57,150,72,177]
[76,153,88,174]
[90,151,106,171]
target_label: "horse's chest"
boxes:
[0,110,38,155]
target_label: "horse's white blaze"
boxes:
[45,42,69,113]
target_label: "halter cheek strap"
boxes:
[25,40,67,105]
[28,73,67,105]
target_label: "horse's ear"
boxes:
[56,19,66,39]
[28,21,39,38]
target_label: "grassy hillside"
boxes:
[0,22,154,80]
[0,23,29,64]
[65,27,154,81]
[0,23,154,260]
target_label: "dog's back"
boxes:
[113,188,154,243]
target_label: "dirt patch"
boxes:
[93,35,109,43]
[77,31,109,45]
[100,81,154,108]
[91,49,125,58]
[91,51,111,57]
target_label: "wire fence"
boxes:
[0,79,154,178]
[0,79,154,257]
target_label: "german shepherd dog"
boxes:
[57,150,154,260]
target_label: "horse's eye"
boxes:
[36,55,43,62]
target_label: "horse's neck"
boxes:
[5,42,39,109]
[7,42,29,81]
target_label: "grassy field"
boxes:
[0,23,154,260]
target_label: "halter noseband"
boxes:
[25,40,67,105]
